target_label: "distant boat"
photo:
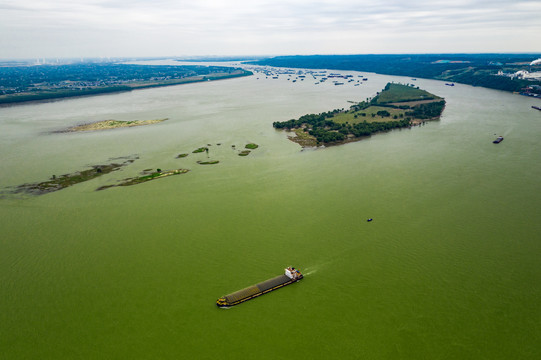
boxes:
[532,106,541,111]
[493,136,504,144]
[445,83,455,86]
[334,82,344,85]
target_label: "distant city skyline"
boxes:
[1,0,540,59]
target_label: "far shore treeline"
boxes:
[254,54,541,93]
[0,63,252,105]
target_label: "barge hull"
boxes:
[218,273,302,307]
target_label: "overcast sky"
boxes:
[1,0,540,59]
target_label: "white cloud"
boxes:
[1,0,540,58]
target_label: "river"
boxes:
[1,62,540,359]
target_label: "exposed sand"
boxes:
[65,118,167,132]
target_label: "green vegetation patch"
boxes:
[373,83,440,104]
[197,160,220,165]
[238,150,251,156]
[333,106,406,124]
[245,143,259,149]
[192,147,209,153]
[176,153,189,158]
[9,157,137,195]
[97,168,189,190]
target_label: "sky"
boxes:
[1,0,540,59]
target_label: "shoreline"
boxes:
[0,71,252,107]
[286,114,443,148]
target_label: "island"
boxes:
[96,168,189,191]
[9,157,137,195]
[4,142,261,197]
[273,82,445,147]
[61,119,167,132]
[238,143,259,156]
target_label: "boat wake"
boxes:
[303,267,318,276]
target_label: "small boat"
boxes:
[493,136,504,144]
[216,267,303,307]
[532,106,541,111]
[445,83,455,86]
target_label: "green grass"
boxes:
[245,143,259,149]
[374,83,440,104]
[333,106,406,124]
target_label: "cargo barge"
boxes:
[216,267,303,307]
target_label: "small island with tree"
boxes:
[273,82,445,147]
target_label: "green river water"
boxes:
[1,63,540,359]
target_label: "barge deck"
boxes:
[217,267,303,307]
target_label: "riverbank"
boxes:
[0,69,252,106]
[252,54,541,94]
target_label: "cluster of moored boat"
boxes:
[249,67,368,87]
